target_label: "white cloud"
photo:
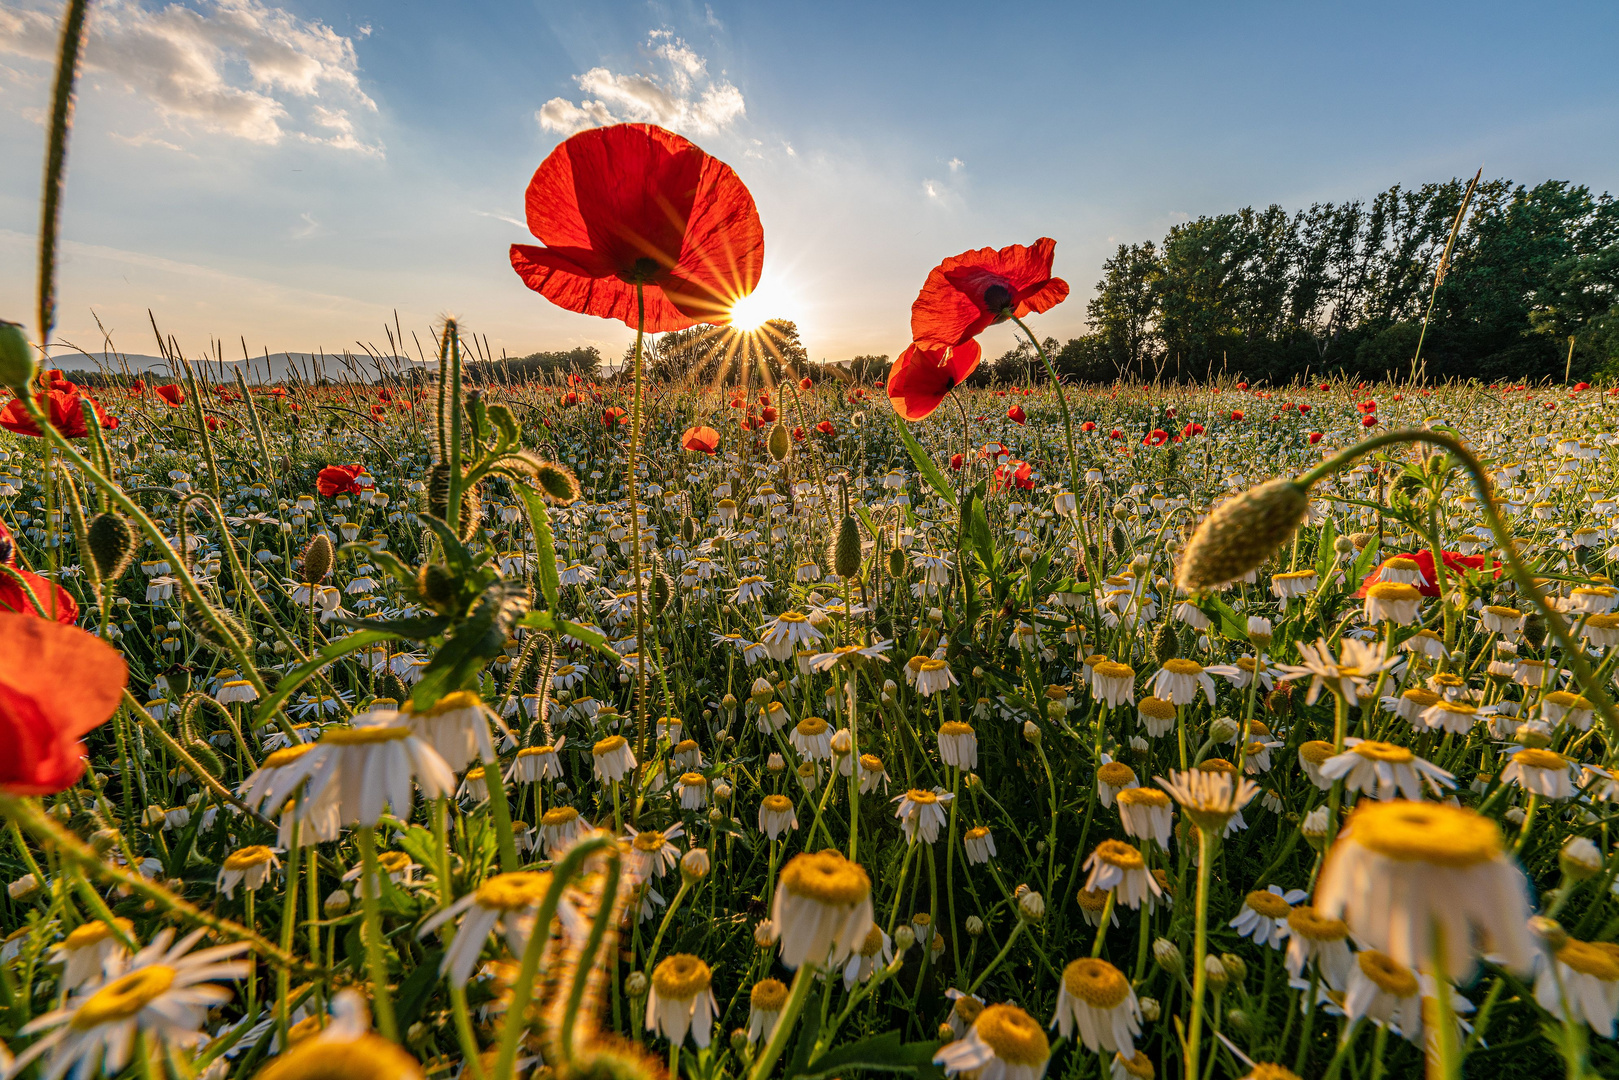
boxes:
[947,157,964,172]
[536,31,744,138]
[0,0,382,154]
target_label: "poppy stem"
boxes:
[1010,314,1081,496]
[626,283,651,824]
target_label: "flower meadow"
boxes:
[5,10,1619,1080]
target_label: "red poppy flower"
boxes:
[885,340,983,421]
[791,426,805,442]
[798,377,812,391]
[510,124,764,332]
[1143,429,1170,447]
[910,238,1069,349]
[1181,422,1204,438]
[1229,410,1244,421]
[1080,421,1096,432]
[1236,381,1249,390]
[758,391,771,406]
[1355,550,1500,599]
[0,377,117,439]
[205,415,222,432]
[603,406,628,426]
[1006,405,1026,424]
[130,379,146,394]
[993,459,1035,491]
[681,425,721,454]
[815,420,836,436]
[1574,382,1591,391]
[1319,382,1330,391]
[0,612,127,795]
[1308,432,1323,444]
[316,464,367,498]
[1298,403,1311,414]
[1109,429,1122,440]
[1361,415,1377,427]
[154,384,185,407]
[0,521,77,624]
[949,452,964,470]
[378,389,393,402]
[562,392,579,406]
[761,406,778,422]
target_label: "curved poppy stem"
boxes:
[1009,314,1081,497]
[626,283,651,825]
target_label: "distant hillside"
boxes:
[41,350,424,385]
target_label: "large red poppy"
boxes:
[316,464,367,498]
[0,612,127,795]
[681,425,720,454]
[910,238,1069,350]
[885,341,983,421]
[1354,550,1501,598]
[0,373,117,438]
[154,384,185,407]
[0,520,77,624]
[510,124,764,332]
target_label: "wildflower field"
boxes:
[5,7,1619,1080]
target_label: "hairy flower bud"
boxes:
[324,888,351,916]
[299,532,334,584]
[833,514,862,579]
[0,320,36,388]
[681,848,711,881]
[768,422,791,462]
[625,971,649,997]
[87,511,139,582]
[1177,478,1309,593]
[1152,937,1182,975]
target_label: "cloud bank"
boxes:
[536,30,744,137]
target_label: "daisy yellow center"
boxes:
[1275,570,1317,582]
[1098,762,1136,787]
[905,789,939,805]
[1094,661,1134,680]
[1062,957,1131,1008]
[1557,940,1619,981]
[860,754,884,772]
[264,744,316,769]
[1117,1052,1155,1080]
[1367,582,1421,602]
[72,965,176,1028]
[1094,839,1145,870]
[475,871,553,911]
[1296,740,1335,766]
[973,1004,1051,1066]
[224,845,276,871]
[919,658,948,672]
[377,852,413,874]
[780,850,871,906]
[796,717,829,736]
[674,739,699,754]
[1513,748,1568,771]
[254,1032,424,1080]
[1401,689,1440,707]
[1543,691,1590,709]
[652,954,712,999]
[965,826,991,841]
[1352,741,1413,764]
[1163,658,1203,675]
[751,978,789,1011]
[1587,613,1619,629]
[1116,788,1171,808]
[1349,801,1502,867]
[1485,605,1521,619]
[1287,906,1348,942]
[1356,950,1418,997]
[860,924,886,956]
[1244,890,1292,918]
[953,996,984,1023]
[1076,887,1110,911]
[64,918,130,951]
[541,807,578,826]
[409,690,480,718]
[940,721,974,737]
[761,794,794,814]
[322,724,411,746]
[634,831,668,852]
[776,612,807,625]
[1384,557,1420,572]
[516,746,550,759]
[593,735,628,756]
[680,772,706,788]
[1139,696,1177,719]
[1247,1066,1304,1080]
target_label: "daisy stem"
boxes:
[1090,888,1116,957]
[1429,920,1463,1080]
[484,764,521,874]
[966,918,1024,995]
[747,962,816,1080]
[1513,792,1539,857]
[355,824,399,1041]
[644,878,693,978]
[275,823,301,1049]
[945,765,961,973]
[1184,826,1216,1080]
[885,842,916,936]
[625,284,651,826]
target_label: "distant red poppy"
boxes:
[130,379,146,394]
[378,388,393,402]
[885,340,983,421]
[798,377,813,391]
[949,452,964,470]
[317,463,367,498]
[758,391,771,406]
[1143,429,1170,447]
[994,459,1034,491]
[154,384,185,407]
[1229,410,1243,421]
[510,124,764,331]
[1573,382,1590,391]
[0,521,76,624]
[604,406,628,426]
[791,426,805,442]
[1355,550,1500,599]
[0,375,117,438]
[1006,405,1026,424]
[681,425,721,454]
[1080,421,1096,432]
[1308,432,1323,444]
[205,415,222,432]
[1361,415,1377,427]
[910,238,1070,349]
[1235,381,1249,390]
[1298,403,1311,414]
[1181,422,1204,438]
[761,406,778,422]
[815,420,836,436]
[0,612,127,795]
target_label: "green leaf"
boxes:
[411,583,531,708]
[251,629,401,731]
[510,478,561,610]
[968,492,997,574]
[890,407,956,507]
[787,1031,943,1080]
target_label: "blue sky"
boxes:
[1,0,1616,367]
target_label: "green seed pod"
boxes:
[416,561,459,615]
[377,672,408,703]
[1266,681,1293,718]
[1110,523,1129,557]
[833,514,861,578]
[299,532,334,584]
[767,422,791,462]
[1152,620,1180,665]
[183,740,225,781]
[426,462,483,541]
[888,546,906,576]
[86,511,138,582]
[681,515,698,543]
[0,320,36,389]
[1523,611,1547,649]
[522,454,581,505]
[651,562,674,616]
[1176,478,1309,593]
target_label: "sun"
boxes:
[726,272,799,333]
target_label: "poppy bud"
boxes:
[1523,611,1547,648]
[426,462,482,541]
[832,514,861,578]
[1152,620,1180,665]
[416,561,459,615]
[299,533,334,584]
[530,457,582,505]
[87,511,138,582]
[1177,478,1309,593]
[887,547,906,577]
[0,320,35,388]
[1110,523,1129,557]
[768,421,791,461]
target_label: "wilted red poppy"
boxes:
[815,420,836,436]
[510,124,764,332]
[798,377,812,391]
[0,375,117,439]
[885,340,983,421]
[681,425,721,454]
[1006,405,1026,424]
[0,521,77,624]
[317,463,367,498]
[0,612,128,795]
[910,238,1069,350]
[155,384,185,407]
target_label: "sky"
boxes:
[1,0,1617,369]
